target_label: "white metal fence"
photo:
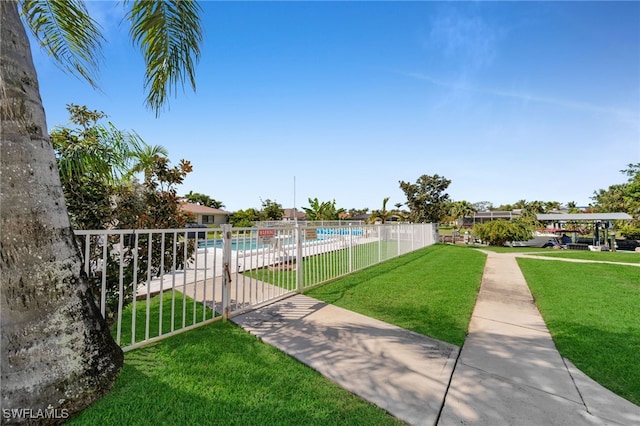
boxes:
[74,222,437,351]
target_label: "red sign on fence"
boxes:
[258,228,275,244]
[258,229,275,238]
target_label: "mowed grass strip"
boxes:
[70,320,403,426]
[531,250,640,264]
[517,259,640,405]
[243,241,400,288]
[466,245,548,254]
[470,244,640,264]
[306,244,487,346]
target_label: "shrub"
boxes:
[473,219,534,246]
[619,224,640,240]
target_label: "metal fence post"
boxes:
[296,224,303,293]
[221,224,232,320]
[377,224,382,263]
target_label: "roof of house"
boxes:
[536,213,632,221]
[180,202,230,215]
[350,213,371,221]
[469,211,521,219]
[282,208,306,219]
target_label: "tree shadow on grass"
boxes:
[69,320,403,426]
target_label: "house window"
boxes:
[202,215,212,224]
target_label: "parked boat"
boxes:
[507,229,579,248]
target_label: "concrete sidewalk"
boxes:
[439,251,639,425]
[232,251,640,425]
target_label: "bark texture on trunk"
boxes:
[1,2,123,423]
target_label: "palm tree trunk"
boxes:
[1,2,122,421]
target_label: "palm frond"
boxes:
[127,0,203,114]
[21,0,104,88]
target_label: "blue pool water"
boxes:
[197,228,361,250]
[198,238,265,250]
[198,237,294,251]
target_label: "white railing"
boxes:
[74,223,437,351]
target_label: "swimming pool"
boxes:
[197,229,358,251]
[198,237,295,251]
[199,238,262,250]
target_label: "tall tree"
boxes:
[472,201,493,212]
[303,198,344,221]
[592,163,640,224]
[229,208,261,227]
[261,198,284,221]
[0,0,203,418]
[51,104,150,230]
[52,104,138,186]
[399,174,451,223]
[592,164,640,214]
[184,190,225,209]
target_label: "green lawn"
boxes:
[114,291,215,347]
[306,244,487,346]
[69,320,402,425]
[531,250,640,264]
[517,258,640,405]
[243,240,401,288]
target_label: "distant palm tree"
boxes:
[513,199,528,210]
[522,200,545,217]
[544,201,561,212]
[1,0,203,416]
[567,201,581,213]
[128,142,169,182]
[449,200,476,231]
[369,197,394,224]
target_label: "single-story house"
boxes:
[180,202,230,225]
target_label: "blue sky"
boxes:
[31,1,640,212]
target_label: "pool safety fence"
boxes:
[74,222,438,351]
